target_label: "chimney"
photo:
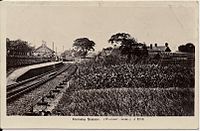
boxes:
[155,43,157,47]
[150,44,152,49]
[42,43,46,47]
[165,42,168,47]
[42,40,46,47]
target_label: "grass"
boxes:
[54,87,194,116]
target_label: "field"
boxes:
[53,58,195,116]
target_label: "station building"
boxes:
[33,43,55,58]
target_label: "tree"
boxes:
[6,38,34,56]
[185,43,195,53]
[108,33,148,63]
[178,43,195,53]
[73,38,95,58]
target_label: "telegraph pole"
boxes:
[52,42,54,51]
[56,46,58,61]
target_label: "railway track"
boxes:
[7,64,72,103]
[22,64,78,116]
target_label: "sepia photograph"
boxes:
[0,0,199,129]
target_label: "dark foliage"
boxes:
[73,38,95,57]
[108,33,148,62]
[6,38,34,55]
[178,43,195,53]
[54,59,194,116]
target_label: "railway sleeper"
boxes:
[39,110,51,116]
[24,112,39,116]
[63,79,69,83]
[56,85,64,89]
[54,110,64,116]
[59,82,67,85]
[37,102,49,106]
[37,97,50,106]
[46,93,55,99]
[51,89,61,93]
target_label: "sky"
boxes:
[5,1,198,53]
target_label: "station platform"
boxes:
[7,61,63,85]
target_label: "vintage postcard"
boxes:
[0,0,199,129]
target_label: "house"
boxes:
[33,43,55,58]
[61,50,74,61]
[147,43,171,55]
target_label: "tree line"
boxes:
[178,43,195,53]
[6,32,195,58]
[72,33,148,62]
[6,38,35,56]
[72,32,195,62]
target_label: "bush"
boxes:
[70,62,194,91]
[52,58,194,116]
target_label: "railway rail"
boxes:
[23,64,77,116]
[7,64,73,103]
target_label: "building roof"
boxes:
[147,46,170,52]
[34,44,54,53]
